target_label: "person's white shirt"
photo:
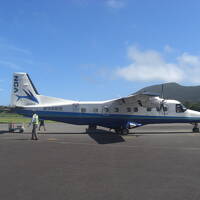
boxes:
[30,114,39,125]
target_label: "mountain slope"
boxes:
[136,83,200,102]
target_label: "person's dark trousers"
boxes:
[31,124,38,140]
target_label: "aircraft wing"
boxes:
[113,92,161,107]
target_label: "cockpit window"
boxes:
[176,104,187,113]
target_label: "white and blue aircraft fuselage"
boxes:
[11,73,200,134]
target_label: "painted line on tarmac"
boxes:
[53,140,200,152]
[48,138,57,141]
[123,135,138,139]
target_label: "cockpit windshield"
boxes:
[176,104,187,113]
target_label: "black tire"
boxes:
[88,125,97,130]
[115,129,120,134]
[121,129,129,135]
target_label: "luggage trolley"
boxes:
[8,123,25,133]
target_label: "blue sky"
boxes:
[1,0,200,105]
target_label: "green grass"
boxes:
[0,113,28,123]
[0,112,53,124]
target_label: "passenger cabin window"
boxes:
[127,107,131,112]
[114,107,119,112]
[147,107,152,112]
[134,107,138,112]
[176,104,186,113]
[44,107,63,111]
[81,108,86,113]
[93,108,98,113]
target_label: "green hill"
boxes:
[136,82,200,111]
[137,82,200,103]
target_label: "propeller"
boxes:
[161,84,164,99]
[160,84,166,115]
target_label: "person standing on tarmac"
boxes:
[39,119,46,131]
[29,113,39,140]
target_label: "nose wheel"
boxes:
[193,123,199,133]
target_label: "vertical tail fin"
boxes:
[11,73,40,106]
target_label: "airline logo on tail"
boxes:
[13,75,19,93]
[16,89,39,103]
[13,75,39,104]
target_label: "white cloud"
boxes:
[178,53,200,66]
[0,40,32,71]
[106,0,125,8]
[0,60,22,70]
[0,80,3,92]
[164,45,174,53]
[8,45,31,55]
[177,53,200,83]
[0,43,31,55]
[116,46,200,83]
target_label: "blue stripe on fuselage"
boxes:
[15,109,200,129]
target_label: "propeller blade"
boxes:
[161,84,164,99]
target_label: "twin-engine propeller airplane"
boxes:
[12,72,200,135]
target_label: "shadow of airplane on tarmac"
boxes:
[88,129,125,144]
[23,129,125,144]
[0,130,9,134]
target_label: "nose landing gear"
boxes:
[193,123,199,133]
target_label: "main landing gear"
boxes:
[114,128,129,135]
[192,123,199,133]
[86,125,97,133]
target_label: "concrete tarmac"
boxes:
[1,123,200,200]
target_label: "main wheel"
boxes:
[88,125,97,130]
[20,128,24,133]
[115,129,121,134]
[121,129,129,135]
